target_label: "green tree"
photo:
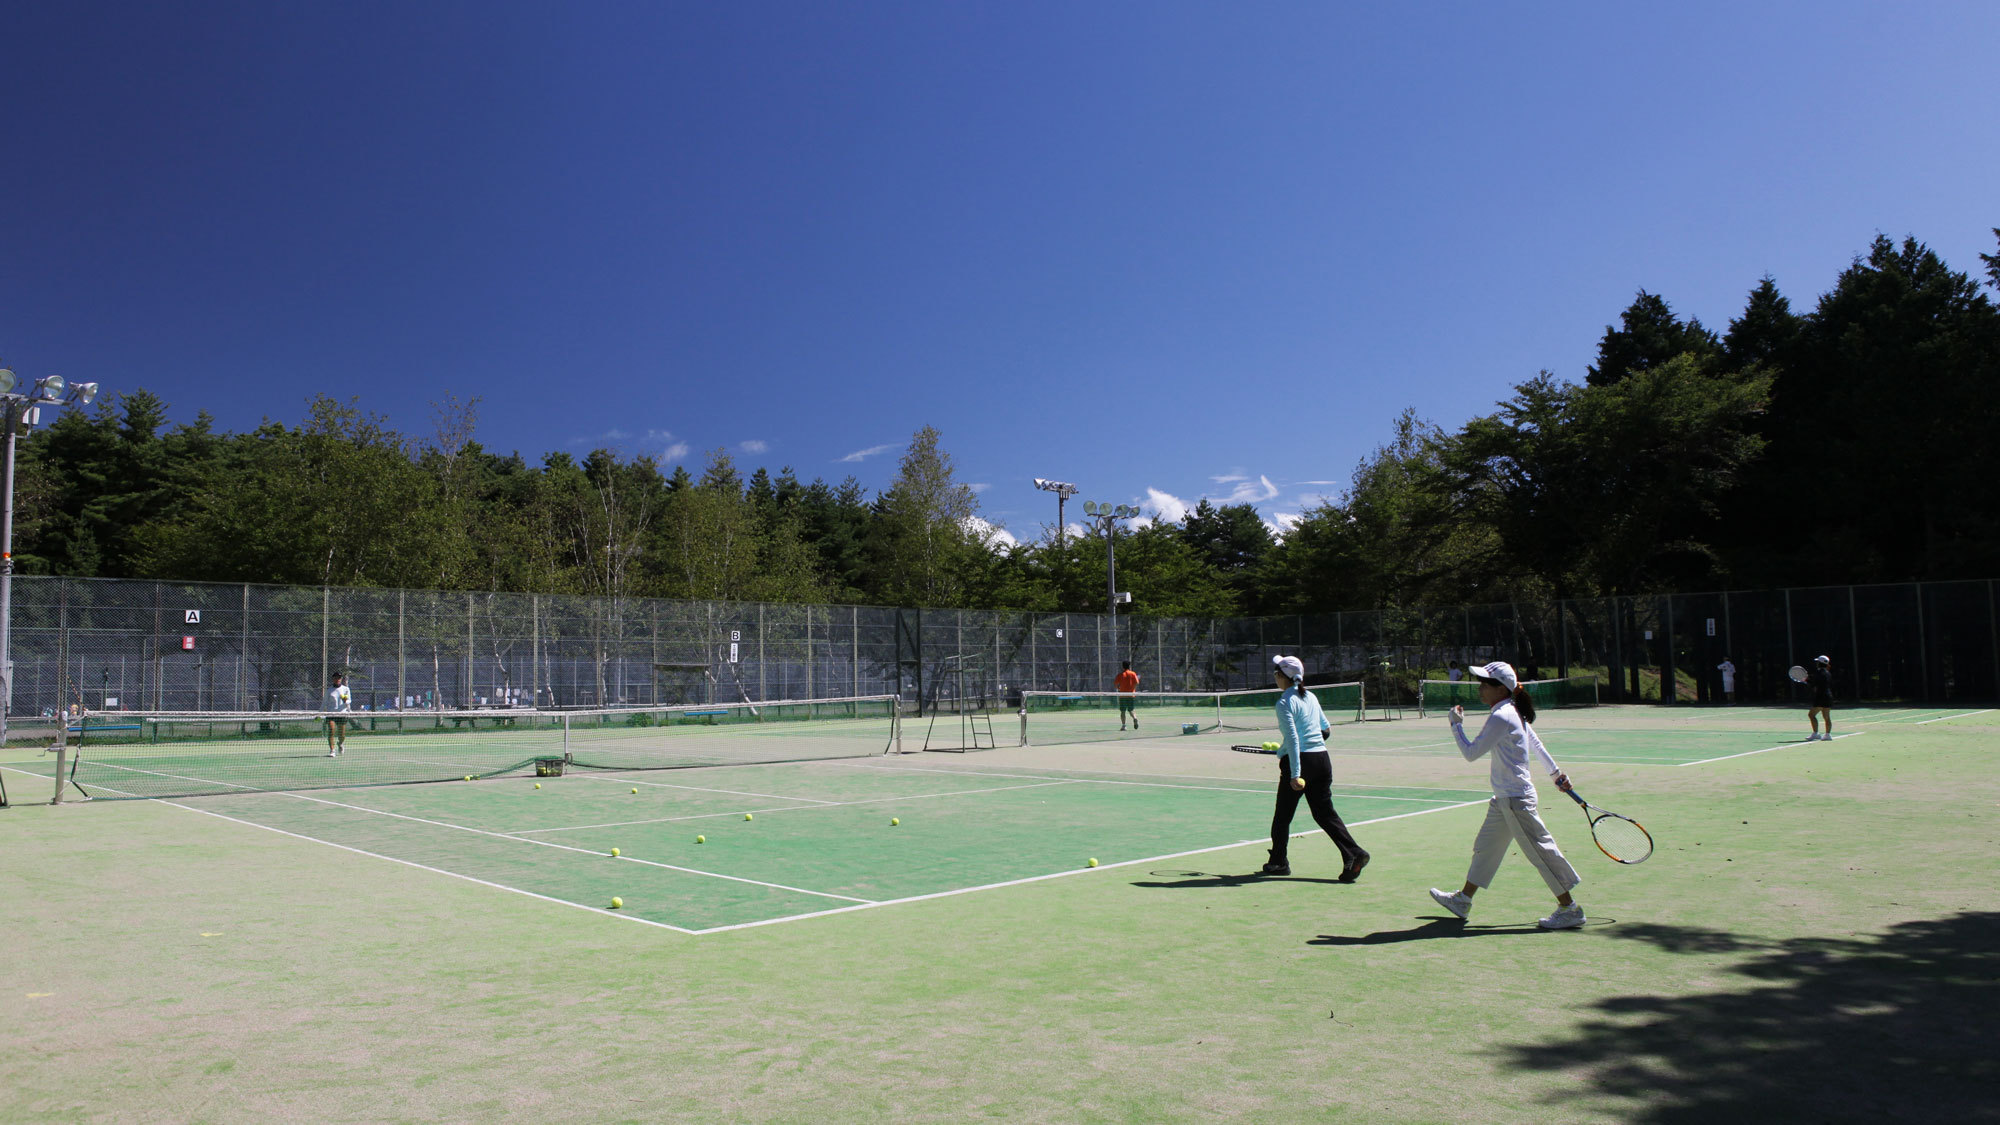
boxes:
[873,426,982,607]
[1586,291,1722,386]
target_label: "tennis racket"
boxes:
[1560,784,1654,864]
[1787,665,1808,684]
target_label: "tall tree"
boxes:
[873,426,982,607]
[1586,291,1722,386]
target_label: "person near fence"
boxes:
[1806,654,1835,740]
[1114,661,1140,730]
[1447,660,1464,682]
[1717,657,1737,703]
[1428,661,1586,930]
[324,672,352,757]
[1260,655,1369,881]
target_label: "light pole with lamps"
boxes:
[1081,500,1139,678]
[0,365,101,800]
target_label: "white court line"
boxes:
[687,797,1489,935]
[512,781,1080,834]
[160,798,699,934]
[1917,709,1995,725]
[273,791,871,903]
[845,761,1293,796]
[1675,730,1867,767]
[570,774,839,804]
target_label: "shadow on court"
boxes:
[1131,870,1348,888]
[1497,912,2000,1122]
[1306,918,1549,944]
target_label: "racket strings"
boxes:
[1591,813,1653,862]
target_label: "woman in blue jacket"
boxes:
[1262,655,1369,881]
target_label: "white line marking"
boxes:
[1675,731,1867,766]
[1917,709,1994,725]
[687,797,1489,935]
[271,791,869,902]
[512,781,1079,833]
[157,799,698,933]
[571,775,839,803]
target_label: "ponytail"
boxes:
[1511,685,1537,725]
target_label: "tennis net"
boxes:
[54,695,901,800]
[1019,684,1365,747]
[1416,675,1600,717]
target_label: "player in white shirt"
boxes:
[1717,658,1736,703]
[325,672,352,757]
[1427,661,1586,931]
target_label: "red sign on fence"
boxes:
[181,635,195,651]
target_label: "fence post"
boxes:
[1848,586,1863,700]
[850,605,858,700]
[465,592,475,707]
[1064,614,1071,692]
[1783,588,1795,697]
[805,605,813,701]
[758,602,766,703]
[1662,595,1676,703]
[397,589,407,710]
[239,582,250,710]
[1912,583,1927,702]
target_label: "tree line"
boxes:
[14,229,1999,617]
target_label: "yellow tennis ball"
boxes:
[1087,858,1099,868]
[610,897,623,909]
[890,817,899,826]
[630,788,638,794]
[744,813,753,821]
[464,775,474,781]
[533,782,541,789]
[610,847,620,857]
[696,835,705,843]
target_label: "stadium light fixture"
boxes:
[1033,478,1080,551]
[0,361,106,801]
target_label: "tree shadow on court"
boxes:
[1131,870,1348,888]
[1497,912,2000,1122]
[1306,917,1550,944]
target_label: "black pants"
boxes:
[1270,750,1366,864]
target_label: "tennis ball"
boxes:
[464,775,474,781]
[890,817,899,826]
[610,847,620,857]
[1087,858,1099,868]
[696,834,705,843]
[610,897,623,909]
[744,813,753,821]
[533,782,541,789]
[630,788,639,794]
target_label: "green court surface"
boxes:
[4,702,1996,1122]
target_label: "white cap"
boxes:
[1272,654,1305,683]
[1815,654,1830,664]
[1471,661,1518,691]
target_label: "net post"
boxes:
[1018,706,1027,747]
[50,717,67,805]
[891,695,903,754]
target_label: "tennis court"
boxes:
[5,699,1996,1122]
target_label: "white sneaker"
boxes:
[1539,903,1586,930]
[327,749,338,757]
[1428,888,1472,920]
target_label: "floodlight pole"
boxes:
[0,368,102,794]
[1084,502,1136,672]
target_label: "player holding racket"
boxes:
[1805,654,1835,740]
[1427,661,1586,930]
[1259,655,1369,881]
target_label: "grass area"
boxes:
[3,704,1995,1122]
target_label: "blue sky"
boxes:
[3,3,1996,545]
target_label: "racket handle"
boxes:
[1562,787,1588,807]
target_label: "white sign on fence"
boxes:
[184,610,201,624]
[728,642,740,664]
[1705,618,1716,636]
[730,630,741,642]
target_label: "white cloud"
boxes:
[963,515,1018,549]
[1265,511,1301,541]
[661,442,690,463]
[740,439,769,454]
[838,444,895,463]
[645,428,675,442]
[1220,475,1280,504]
[1144,487,1190,524]
[1211,472,1248,484]
[1064,521,1087,541]
[969,482,991,493]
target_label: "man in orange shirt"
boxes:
[1115,661,1140,730]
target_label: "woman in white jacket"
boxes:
[1427,661,1586,930]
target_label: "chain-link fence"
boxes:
[6,575,1995,717]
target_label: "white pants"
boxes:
[1466,794,1580,896]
